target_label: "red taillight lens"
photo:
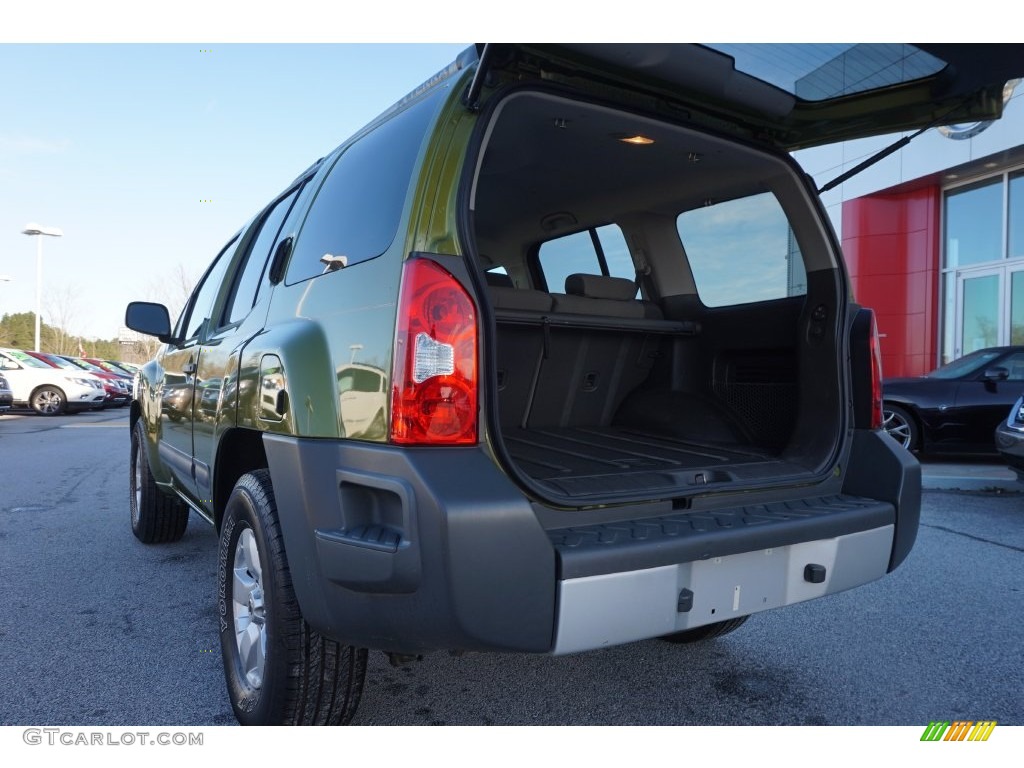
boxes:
[390,258,478,445]
[869,313,884,430]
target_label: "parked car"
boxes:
[114,361,139,375]
[84,357,135,379]
[0,372,12,414]
[23,351,130,408]
[337,363,387,439]
[0,348,106,415]
[124,44,1023,726]
[994,395,1024,478]
[883,346,1024,453]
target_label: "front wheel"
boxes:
[30,386,66,416]
[130,420,189,543]
[218,470,367,725]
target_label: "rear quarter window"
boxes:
[676,192,806,307]
[285,90,442,284]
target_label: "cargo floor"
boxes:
[503,426,806,498]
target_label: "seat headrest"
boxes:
[565,273,637,301]
[485,271,514,288]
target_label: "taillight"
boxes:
[869,313,884,430]
[390,258,478,445]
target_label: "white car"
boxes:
[0,348,106,415]
[336,363,387,438]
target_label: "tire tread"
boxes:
[130,421,189,543]
[223,470,367,726]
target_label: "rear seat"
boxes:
[553,274,662,319]
[485,271,553,313]
[486,271,685,429]
[527,274,666,427]
[484,272,553,426]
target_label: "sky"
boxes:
[0,5,992,341]
[0,43,468,339]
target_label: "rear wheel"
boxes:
[218,469,367,725]
[130,420,189,543]
[30,386,66,416]
[659,615,750,644]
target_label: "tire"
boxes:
[882,404,918,451]
[30,385,66,416]
[659,615,750,644]
[218,469,368,726]
[130,420,189,543]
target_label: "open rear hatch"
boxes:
[463,44,1024,508]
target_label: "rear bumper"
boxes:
[555,525,892,653]
[262,430,916,655]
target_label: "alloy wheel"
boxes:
[232,528,267,690]
[883,408,913,449]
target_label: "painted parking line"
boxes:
[59,424,126,428]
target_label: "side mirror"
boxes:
[125,301,173,343]
[983,366,1010,382]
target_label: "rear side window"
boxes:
[676,192,806,307]
[224,187,300,325]
[538,224,633,293]
[286,90,442,284]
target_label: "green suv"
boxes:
[125,44,1022,725]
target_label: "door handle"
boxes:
[183,360,197,376]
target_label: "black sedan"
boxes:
[883,346,1024,454]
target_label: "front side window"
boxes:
[676,192,806,308]
[286,90,442,284]
[182,238,239,341]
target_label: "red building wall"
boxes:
[841,185,941,377]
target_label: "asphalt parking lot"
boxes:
[919,455,1020,492]
[1,407,1021,727]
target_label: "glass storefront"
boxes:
[942,168,1024,363]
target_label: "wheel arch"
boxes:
[30,382,66,399]
[213,427,269,531]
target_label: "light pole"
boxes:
[21,223,63,352]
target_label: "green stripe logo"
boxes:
[921,720,996,742]
[921,721,950,741]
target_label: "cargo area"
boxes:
[468,89,845,504]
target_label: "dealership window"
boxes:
[942,167,1024,363]
[1009,171,1024,259]
[944,179,1003,269]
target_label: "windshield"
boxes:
[39,354,78,371]
[95,360,130,376]
[65,357,107,374]
[926,349,1003,379]
[2,349,50,369]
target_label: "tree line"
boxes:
[0,311,155,363]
